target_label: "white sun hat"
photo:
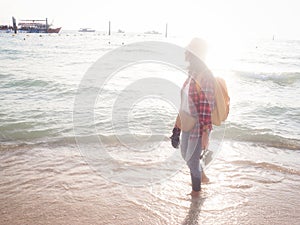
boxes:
[185,37,208,62]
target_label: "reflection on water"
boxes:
[182,197,205,225]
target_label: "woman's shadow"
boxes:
[182,197,206,225]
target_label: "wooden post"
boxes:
[108,21,111,35]
[12,16,17,34]
[46,18,49,33]
[165,23,168,38]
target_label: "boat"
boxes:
[144,30,161,35]
[48,27,61,33]
[0,17,17,33]
[78,28,95,32]
[18,18,61,33]
[0,25,13,33]
[1,17,62,34]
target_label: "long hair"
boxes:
[187,52,213,80]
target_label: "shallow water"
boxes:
[0,141,299,224]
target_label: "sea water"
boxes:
[0,32,299,224]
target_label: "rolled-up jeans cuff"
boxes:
[191,175,201,192]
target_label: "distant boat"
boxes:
[0,25,13,33]
[1,18,61,34]
[17,18,61,33]
[144,30,161,35]
[78,28,95,32]
[117,29,125,33]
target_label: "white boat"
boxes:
[78,28,95,32]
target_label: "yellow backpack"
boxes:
[212,77,230,126]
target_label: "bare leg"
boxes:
[201,171,210,183]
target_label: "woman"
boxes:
[171,38,215,197]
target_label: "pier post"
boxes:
[108,21,111,36]
[46,18,49,33]
[165,23,168,38]
[12,17,17,34]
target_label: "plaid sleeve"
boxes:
[188,79,200,117]
[188,78,215,136]
[200,79,215,129]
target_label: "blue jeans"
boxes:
[181,131,202,191]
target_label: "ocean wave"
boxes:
[230,160,300,176]
[234,71,300,85]
[0,119,74,144]
[2,78,58,88]
[0,133,170,152]
[2,78,53,88]
[1,123,299,153]
[0,48,39,60]
[1,117,298,152]
[1,77,75,97]
[219,124,300,151]
[0,72,14,78]
[73,133,169,145]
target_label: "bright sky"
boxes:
[1,0,300,40]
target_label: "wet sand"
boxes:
[0,142,300,225]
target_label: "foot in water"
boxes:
[190,190,201,198]
[201,171,210,183]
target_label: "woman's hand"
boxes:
[170,127,181,148]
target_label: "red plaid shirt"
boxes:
[182,74,215,139]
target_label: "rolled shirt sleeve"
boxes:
[188,77,215,138]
